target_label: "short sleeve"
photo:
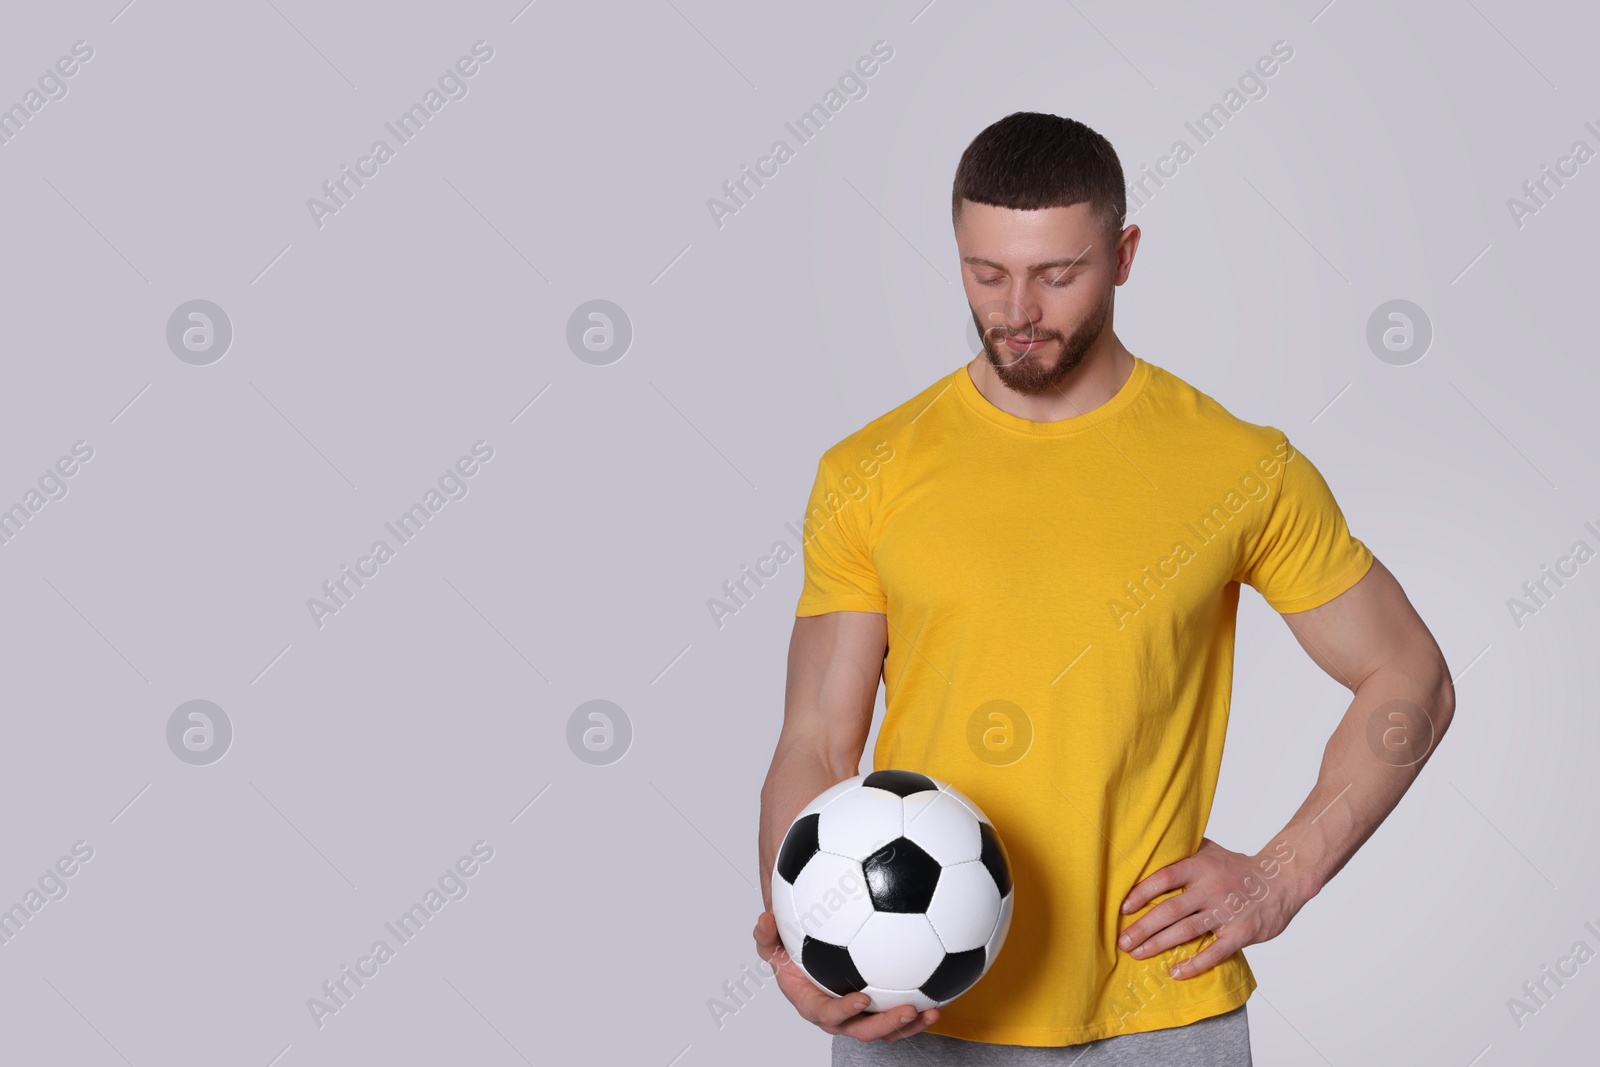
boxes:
[795,455,887,616]
[1235,434,1374,613]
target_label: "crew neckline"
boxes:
[953,354,1152,437]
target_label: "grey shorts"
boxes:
[831,1002,1251,1066]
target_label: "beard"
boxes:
[974,285,1113,396]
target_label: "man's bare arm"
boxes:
[1116,557,1457,977]
[758,611,886,911]
[753,611,941,1040]
[1267,556,1457,902]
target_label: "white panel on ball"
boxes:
[849,912,946,990]
[790,852,875,945]
[925,860,1003,953]
[985,890,1015,967]
[902,789,983,865]
[861,985,939,1014]
[815,787,904,861]
[936,782,988,824]
[799,776,867,820]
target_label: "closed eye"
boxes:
[975,274,1076,287]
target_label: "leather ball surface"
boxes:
[770,769,1014,1013]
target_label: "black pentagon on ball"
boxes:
[978,820,1013,897]
[921,947,986,1002]
[800,935,867,996]
[862,837,942,912]
[776,813,821,883]
[862,769,939,797]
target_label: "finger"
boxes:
[752,912,784,958]
[1119,891,1205,953]
[1125,910,1218,960]
[879,1008,940,1043]
[839,1004,936,1042]
[1167,933,1237,979]
[811,991,875,1028]
[774,957,839,1010]
[1121,861,1189,916]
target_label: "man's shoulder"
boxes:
[814,366,962,473]
[1142,358,1290,456]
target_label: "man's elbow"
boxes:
[1372,643,1455,757]
[1426,649,1457,739]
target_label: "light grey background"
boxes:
[0,0,1594,1064]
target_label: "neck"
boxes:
[966,335,1135,423]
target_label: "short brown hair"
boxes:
[952,112,1126,242]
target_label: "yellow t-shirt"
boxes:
[793,355,1373,1046]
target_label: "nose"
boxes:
[975,296,1043,342]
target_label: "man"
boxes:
[752,111,1454,1064]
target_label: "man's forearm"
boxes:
[1264,650,1456,904]
[759,744,857,913]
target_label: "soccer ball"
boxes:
[770,769,1014,1013]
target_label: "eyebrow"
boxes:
[962,251,1093,273]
